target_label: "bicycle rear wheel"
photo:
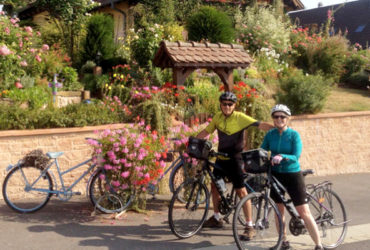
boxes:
[89,169,134,213]
[168,180,210,239]
[233,192,283,250]
[2,165,53,213]
[308,187,348,249]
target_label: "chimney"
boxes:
[318,2,323,7]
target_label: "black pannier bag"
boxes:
[241,148,269,173]
[186,136,212,160]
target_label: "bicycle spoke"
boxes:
[233,193,282,250]
[168,181,209,239]
[309,188,347,249]
[3,166,53,213]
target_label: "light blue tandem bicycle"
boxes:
[2,138,190,214]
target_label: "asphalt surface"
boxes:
[0,172,370,250]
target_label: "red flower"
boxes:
[187,98,192,103]
[174,93,179,97]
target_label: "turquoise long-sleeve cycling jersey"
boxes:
[260,127,302,173]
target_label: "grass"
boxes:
[322,86,370,113]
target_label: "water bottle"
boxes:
[216,178,227,193]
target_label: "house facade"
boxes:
[288,0,370,48]
[18,0,304,43]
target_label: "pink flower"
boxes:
[15,82,23,89]
[99,174,106,180]
[20,61,28,67]
[10,18,18,25]
[104,164,113,170]
[42,44,49,51]
[111,180,120,187]
[36,31,41,36]
[4,27,10,35]
[24,26,33,34]
[121,171,130,178]
[121,183,129,190]
[0,45,12,56]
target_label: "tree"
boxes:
[82,13,115,64]
[186,6,235,43]
[37,0,98,65]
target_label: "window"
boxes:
[355,25,366,32]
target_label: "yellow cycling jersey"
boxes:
[205,111,259,156]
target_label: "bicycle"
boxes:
[89,138,194,213]
[168,137,266,239]
[2,138,102,213]
[233,148,349,250]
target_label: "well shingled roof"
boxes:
[153,41,253,69]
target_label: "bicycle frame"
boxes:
[13,156,97,198]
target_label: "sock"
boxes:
[214,212,221,221]
[247,220,253,227]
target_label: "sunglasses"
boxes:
[221,102,235,107]
[273,115,288,120]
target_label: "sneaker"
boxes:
[239,225,256,241]
[269,241,290,250]
[314,245,324,250]
[202,216,223,228]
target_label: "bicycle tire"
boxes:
[308,187,348,249]
[169,162,186,194]
[168,180,210,239]
[233,192,283,250]
[2,165,53,213]
[89,168,134,213]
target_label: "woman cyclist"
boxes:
[261,104,323,250]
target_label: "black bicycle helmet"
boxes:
[271,104,291,116]
[219,92,237,103]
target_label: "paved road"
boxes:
[0,173,370,250]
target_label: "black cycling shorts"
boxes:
[214,158,245,189]
[270,171,307,206]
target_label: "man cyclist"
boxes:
[196,91,273,240]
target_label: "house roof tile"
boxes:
[153,41,253,69]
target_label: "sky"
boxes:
[300,0,358,9]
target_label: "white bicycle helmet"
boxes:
[271,104,291,116]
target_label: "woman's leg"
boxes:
[296,204,322,246]
[276,203,287,241]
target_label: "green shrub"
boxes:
[345,71,369,89]
[186,6,235,43]
[0,101,125,130]
[245,99,270,149]
[81,73,109,97]
[82,13,115,64]
[235,6,291,56]
[342,49,370,82]
[59,66,83,91]
[130,24,163,68]
[7,86,51,110]
[293,34,349,81]
[276,70,332,114]
[131,99,171,135]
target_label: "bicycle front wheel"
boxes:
[89,168,134,213]
[2,165,53,213]
[308,188,348,249]
[168,180,210,239]
[233,192,283,250]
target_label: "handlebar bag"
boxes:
[241,148,269,173]
[187,136,212,160]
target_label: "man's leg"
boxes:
[203,182,223,228]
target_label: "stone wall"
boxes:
[0,111,369,199]
[290,111,370,175]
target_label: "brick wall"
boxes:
[0,111,369,199]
